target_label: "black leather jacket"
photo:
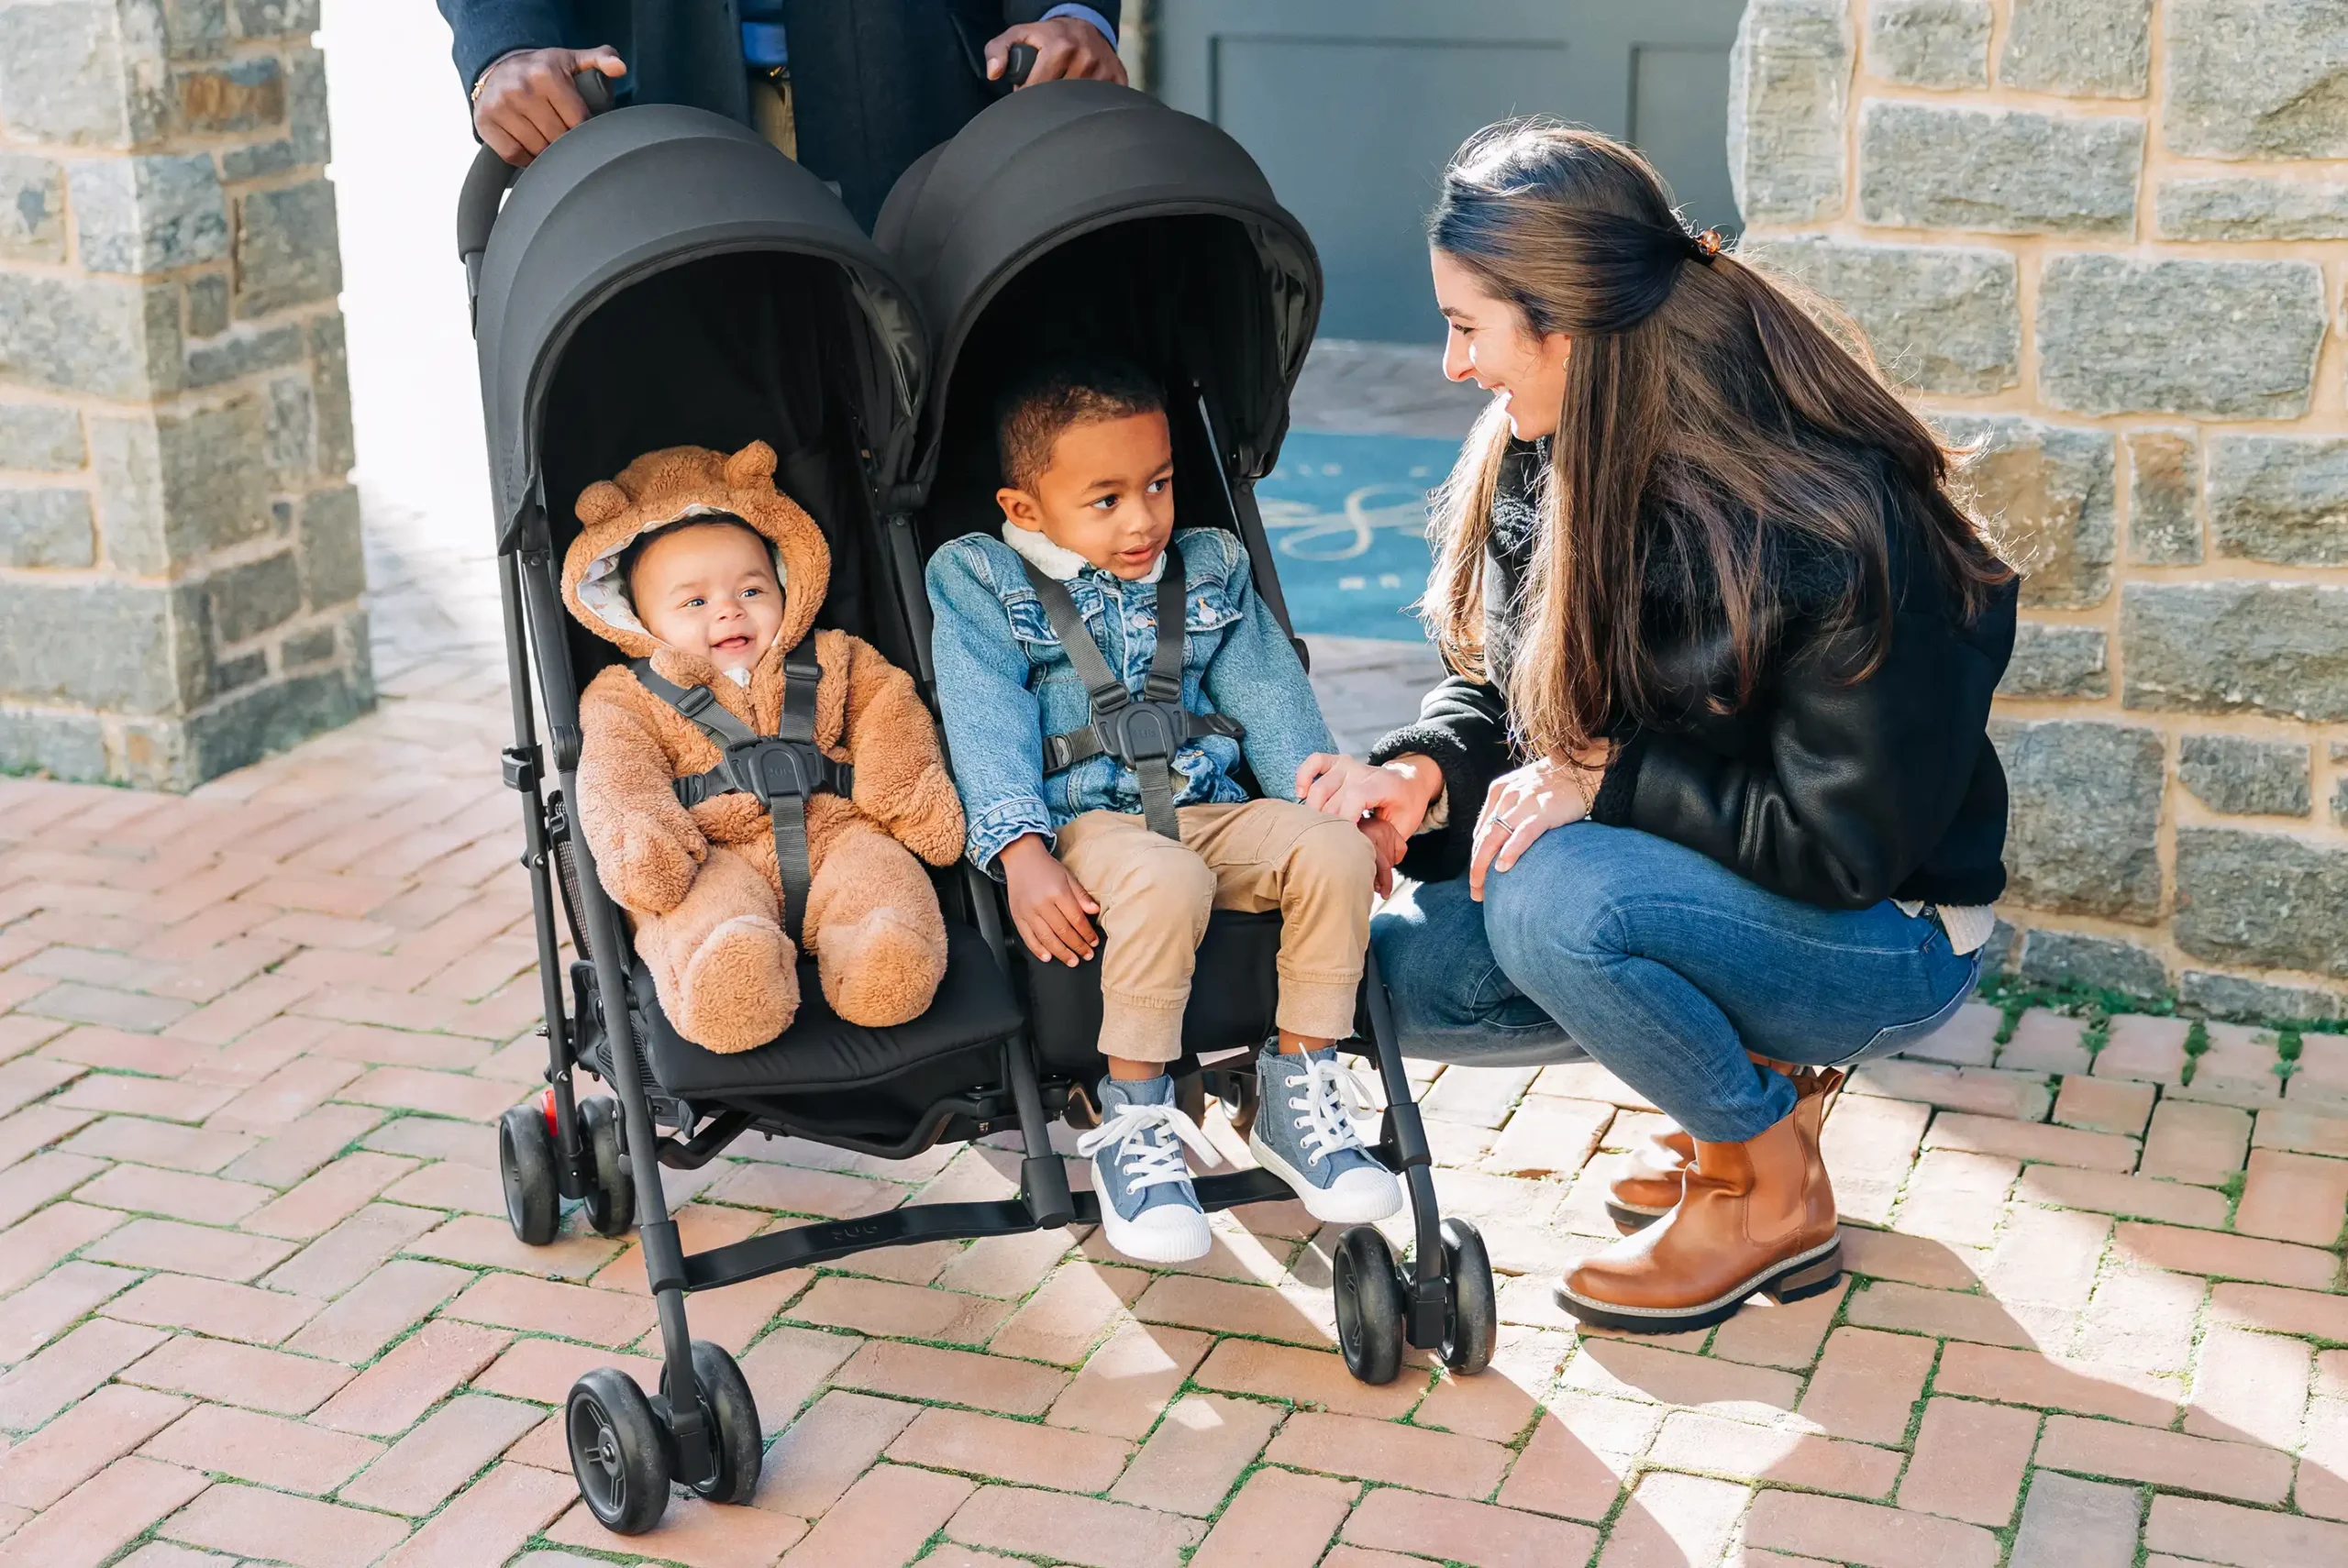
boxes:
[1370,440,2016,911]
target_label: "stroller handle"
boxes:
[458,69,619,326]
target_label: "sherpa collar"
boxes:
[1000,521,1167,584]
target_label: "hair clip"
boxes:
[1687,227,1724,265]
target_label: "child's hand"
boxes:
[1357,816,1407,900]
[999,834,1101,966]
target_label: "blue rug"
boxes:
[1255,431,1463,642]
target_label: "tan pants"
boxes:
[1056,800,1378,1063]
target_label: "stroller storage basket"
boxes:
[461,79,1495,1538]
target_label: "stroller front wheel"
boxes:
[1438,1218,1498,1375]
[1331,1225,1407,1386]
[580,1096,636,1238]
[567,1366,671,1535]
[664,1340,763,1505]
[499,1102,559,1246]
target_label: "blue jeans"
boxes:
[1370,823,1982,1143]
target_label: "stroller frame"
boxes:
[462,79,1493,1531]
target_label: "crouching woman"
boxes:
[1301,121,2018,1333]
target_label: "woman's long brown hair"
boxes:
[1423,121,2010,761]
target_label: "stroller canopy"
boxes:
[473,105,927,537]
[876,82,1320,502]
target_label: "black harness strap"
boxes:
[1018,539,1243,841]
[631,653,851,945]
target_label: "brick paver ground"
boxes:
[3,645,2345,1566]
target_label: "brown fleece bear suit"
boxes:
[562,442,965,1053]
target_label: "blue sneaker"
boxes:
[1078,1075,1214,1263]
[1248,1044,1403,1223]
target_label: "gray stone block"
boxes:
[2337,777,2348,828]
[0,155,67,261]
[2177,826,2348,978]
[1858,103,2140,236]
[212,648,265,692]
[281,624,335,666]
[0,1,171,148]
[2009,1470,2143,1568]
[263,372,312,480]
[286,45,328,166]
[1748,237,2016,394]
[1941,415,2114,608]
[0,488,95,568]
[2123,582,2348,722]
[0,403,85,470]
[1999,622,2109,700]
[2157,177,2348,241]
[89,394,270,574]
[298,483,363,607]
[184,320,302,388]
[2165,0,2348,160]
[70,153,228,273]
[2206,436,2348,567]
[2016,929,2170,999]
[2178,734,2310,817]
[205,549,300,643]
[2000,0,2152,96]
[218,138,295,182]
[0,576,205,712]
[1990,718,2165,922]
[2038,255,2324,419]
[184,272,229,337]
[2182,970,2345,1022]
[1865,0,1988,87]
[1729,0,1851,225]
[0,706,107,780]
[172,56,282,133]
[163,0,228,59]
[0,273,183,400]
[232,0,321,36]
[183,665,370,781]
[308,312,352,476]
[232,177,341,318]
[2126,430,2200,565]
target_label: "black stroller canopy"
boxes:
[473,105,926,536]
[876,82,1319,499]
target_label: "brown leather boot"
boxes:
[1556,1091,1841,1332]
[1605,1066,1845,1231]
[1605,1129,1692,1228]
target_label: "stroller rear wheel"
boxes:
[1331,1225,1407,1386]
[663,1339,763,1504]
[499,1102,559,1246]
[567,1366,670,1535]
[580,1096,636,1238]
[1438,1218,1498,1375]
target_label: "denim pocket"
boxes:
[1833,948,1986,1067]
[1003,591,1058,650]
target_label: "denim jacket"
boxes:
[925,525,1335,869]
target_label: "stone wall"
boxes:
[1732,0,2348,1018]
[0,0,368,790]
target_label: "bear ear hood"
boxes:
[559,441,831,663]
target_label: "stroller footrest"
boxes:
[682,1198,1042,1289]
[1060,1166,1296,1231]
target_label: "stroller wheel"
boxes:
[1215,1069,1260,1141]
[1331,1225,1407,1386]
[580,1097,636,1238]
[566,1366,670,1535]
[1437,1218,1498,1375]
[662,1340,763,1504]
[499,1102,559,1246]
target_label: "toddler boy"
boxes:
[925,359,1401,1263]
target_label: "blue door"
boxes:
[1154,1,1748,343]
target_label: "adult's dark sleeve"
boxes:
[1587,591,2014,909]
[439,0,568,101]
[1367,672,1513,885]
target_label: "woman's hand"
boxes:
[1468,748,1609,901]
[1298,752,1445,841]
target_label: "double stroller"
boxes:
[457,77,1498,1535]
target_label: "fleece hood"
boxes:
[560,440,830,667]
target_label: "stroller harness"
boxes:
[630,652,853,944]
[1020,539,1243,840]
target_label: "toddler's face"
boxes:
[630,522,784,673]
[998,411,1175,580]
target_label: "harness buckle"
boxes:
[724,739,823,804]
[1095,700,1185,766]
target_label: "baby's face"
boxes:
[630,522,784,673]
[998,411,1175,580]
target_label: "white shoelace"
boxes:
[1280,1057,1378,1168]
[1076,1101,1217,1193]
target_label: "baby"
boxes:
[565,442,964,1054]
[925,359,1401,1263]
